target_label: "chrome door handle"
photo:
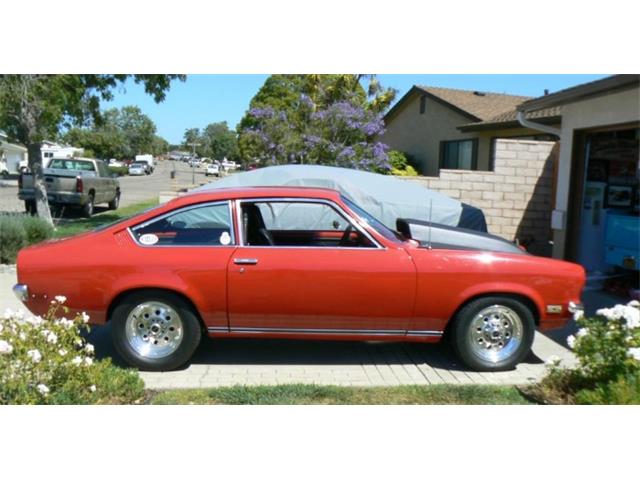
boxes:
[234,258,258,265]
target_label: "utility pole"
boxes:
[188,142,200,185]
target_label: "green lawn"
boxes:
[53,200,159,238]
[150,384,533,405]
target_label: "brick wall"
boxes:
[401,139,557,256]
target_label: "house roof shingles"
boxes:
[383,85,533,123]
[415,86,531,121]
[458,105,562,132]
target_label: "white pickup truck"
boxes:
[18,157,120,217]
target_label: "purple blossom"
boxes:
[337,146,356,160]
[249,107,276,119]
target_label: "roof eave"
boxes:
[518,74,640,112]
[458,116,562,133]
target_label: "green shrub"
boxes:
[0,214,53,263]
[532,301,640,404]
[0,215,27,263]
[0,299,144,405]
[21,214,54,245]
[108,165,129,176]
[388,150,419,176]
[575,373,640,405]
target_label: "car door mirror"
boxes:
[332,220,341,229]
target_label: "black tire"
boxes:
[108,192,120,210]
[111,290,202,371]
[82,194,94,218]
[25,200,36,215]
[450,296,535,372]
[51,205,63,218]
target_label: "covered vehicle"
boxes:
[194,164,487,233]
[14,186,584,373]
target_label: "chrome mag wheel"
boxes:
[467,305,524,364]
[125,301,184,359]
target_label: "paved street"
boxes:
[0,265,588,389]
[0,160,215,214]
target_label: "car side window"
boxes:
[131,202,234,247]
[241,200,376,248]
[97,162,109,177]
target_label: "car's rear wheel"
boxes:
[451,296,535,371]
[82,194,94,218]
[111,291,202,371]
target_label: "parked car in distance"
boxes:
[18,157,120,217]
[205,163,220,177]
[13,187,585,372]
[108,159,125,168]
[135,154,155,173]
[128,162,148,176]
[221,158,237,171]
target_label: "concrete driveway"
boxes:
[0,265,588,389]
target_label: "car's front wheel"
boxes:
[108,192,120,210]
[450,296,535,371]
[111,291,202,371]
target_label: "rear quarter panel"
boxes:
[407,248,585,332]
[18,229,235,329]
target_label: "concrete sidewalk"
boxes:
[0,266,583,388]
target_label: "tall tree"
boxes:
[201,122,238,160]
[62,106,166,160]
[237,74,396,169]
[0,74,184,224]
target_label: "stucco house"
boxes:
[381,86,558,176]
[387,76,639,279]
[515,74,639,273]
[0,131,27,174]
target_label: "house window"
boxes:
[440,139,478,170]
[419,95,426,114]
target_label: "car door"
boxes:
[226,198,417,335]
[96,161,116,203]
[128,200,237,329]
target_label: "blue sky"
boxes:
[104,74,609,144]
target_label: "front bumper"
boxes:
[539,301,584,331]
[568,301,584,317]
[13,283,29,303]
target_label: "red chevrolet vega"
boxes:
[14,187,585,371]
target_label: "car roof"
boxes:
[172,186,342,206]
[100,186,346,235]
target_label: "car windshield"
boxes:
[340,195,402,242]
[131,162,145,167]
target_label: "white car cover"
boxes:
[193,164,487,232]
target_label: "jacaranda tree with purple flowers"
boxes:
[237,75,396,172]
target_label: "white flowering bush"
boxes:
[538,300,640,404]
[0,298,144,405]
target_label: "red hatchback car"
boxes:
[14,187,585,371]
